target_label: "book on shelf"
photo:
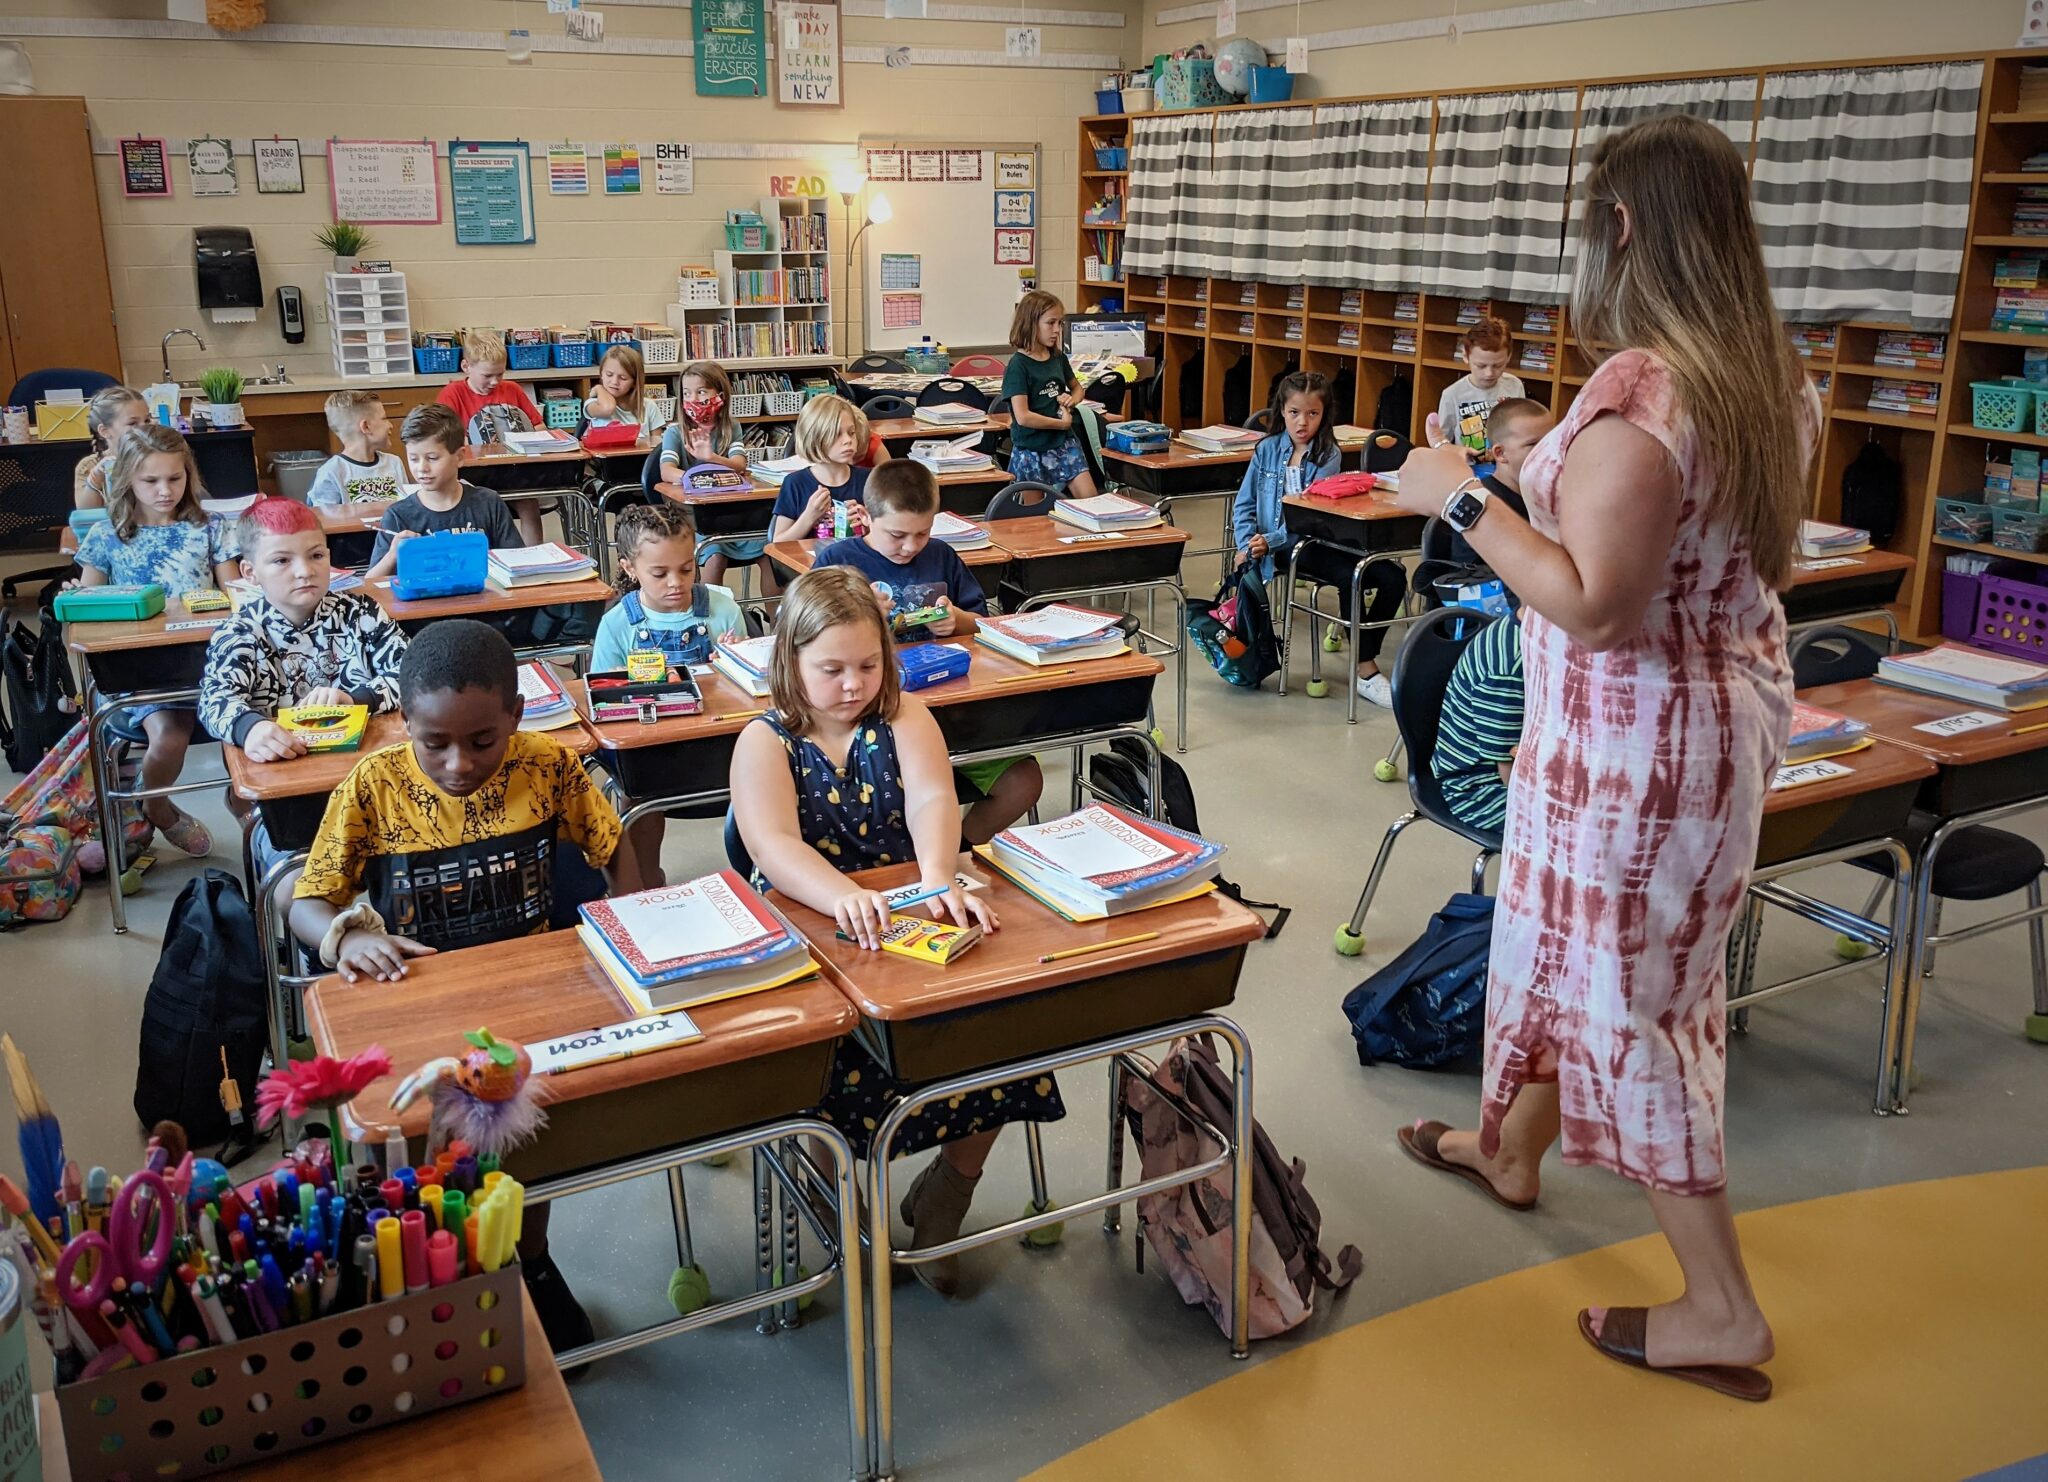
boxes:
[1876,643,2048,712]
[1393,293,1419,321]
[931,510,992,550]
[516,662,581,731]
[912,402,986,426]
[1784,702,1872,764]
[1871,331,1947,369]
[487,543,597,589]
[1338,291,1363,315]
[974,804,1225,921]
[275,704,368,753]
[711,633,776,697]
[577,870,818,1015]
[1050,492,1163,533]
[1453,298,1492,326]
[1176,424,1263,453]
[1787,326,1838,357]
[975,604,1129,667]
[1797,519,1872,558]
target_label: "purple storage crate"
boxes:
[1972,564,2048,659]
[1942,567,1984,643]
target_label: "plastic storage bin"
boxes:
[414,344,458,375]
[1094,88,1123,114]
[505,342,550,371]
[543,397,582,431]
[1248,65,1295,103]
[1972,379,2037,432]
[1936,497,1994,543]
[1993,505,2048,553]
[270,449,327,503]
[1092,146,1129,171]
[1122,85,1154,113]
[725,221,772,251]
[729,392,764,418]
[640,334,681,368]
[1972,564,2048,658]
[551,339,595,369]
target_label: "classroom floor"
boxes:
[6,520,2047,1482]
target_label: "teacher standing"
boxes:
[1389,114,1816,1402]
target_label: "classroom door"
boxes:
[0,97,121,382]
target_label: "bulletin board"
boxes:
[858,139,1039,352]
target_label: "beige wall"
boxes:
[1138,0,2022,97]
[0,0,1143,386]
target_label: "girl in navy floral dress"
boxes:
[730,567,1065,1297]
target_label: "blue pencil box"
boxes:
[391,529,488,601]
[1105,421,1171,456]
[898,642,971,691]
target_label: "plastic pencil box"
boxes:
[390,530,488,601]
[898,642,971,691]
[53,584,165,622]
[586,666,705,723]
[1104,421,1170,455]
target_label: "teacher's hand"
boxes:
[1389,444,1476,520]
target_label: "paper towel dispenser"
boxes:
[194,227,262,312]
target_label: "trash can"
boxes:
[270,449,326,503]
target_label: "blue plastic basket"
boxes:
[552,340,596,369]
[413,344,458,375]
[1092,146,1129,171]
[1093,88,1123,115]
[505,342,550,371]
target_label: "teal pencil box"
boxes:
[52,584,166,622]
[391,529,488,600]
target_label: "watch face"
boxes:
[1446,489,1486,530]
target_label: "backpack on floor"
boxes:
[1,720,150,863]
[1340,892,1494,1068]
[1,603,78,775]
[0,825,80,928]
[134,869,269,1154]
[1187,567,1281,691]
[1086,736,1288,939]
[1121,1035,1361,1340]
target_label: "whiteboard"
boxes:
[859,141,1038,353]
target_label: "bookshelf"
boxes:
[1076,114,1130,312]
[666,196,835,365]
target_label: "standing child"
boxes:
[1431,317,1526,457]
[593,502,746,885]
[1232,371,1407,707]
[661,361,759,590]
[582,343,645,429]
[307,390,407,506]
[731,568,1059,1297]
[436,328,547,544]
[815,460,1043,844]
[1001,290,1100,498]
[366,404,524,581]
[767,394,871,544]
[73,386,149,509]
[75,424,241,856]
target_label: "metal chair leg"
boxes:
[667,1164,696,1272]
[1469,849,1494,896]
[1103,1057,1127,1237]
[1345,812,1418,937]
[1923,896,1945,978]
[2028,877,2048,1018]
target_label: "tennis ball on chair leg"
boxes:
[771,1263,816,1311]
[2025,1013,2048,1045]
[1020,1201,1064,1248]
[667,1264,712,1315]
[1305,678,1329,698]
[1334,925,1364,956]
[1322,623,1342,653]
[1373,758,1399,782]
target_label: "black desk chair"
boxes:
[984,480,1059,521]
[1335,607,1504,955]
[1243,408,1272,433]
[916,378,990,412]
[847,355,908,375]
[1084,371,1129,416]
[4,367,119,599]
[1361,429,1413,473]
[860,394,916,421]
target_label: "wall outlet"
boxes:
[312,300,329,324]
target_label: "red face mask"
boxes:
[684,393,723,427]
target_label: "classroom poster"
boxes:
[696,0,767,96]
[995,152,1035,189]
[995,190,1035,227]
[865,148,904,181]
[775,1,843,108]
[603,144,642,194]
[119,137,171,198]
[906,149,943,182]
[994,228,1034,265]
[564,7,604,42]
[328,139,441,224]
[187,136,236,196]
[653,142,694,194]
[944,150,982,182]
[252,137,303,194]
[449,140,535,246]
[882,293,922,329]
[880,252,920,290]
[1004,26,1041,58]
[547,143,589,194]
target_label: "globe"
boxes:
[1214,37,1267,97]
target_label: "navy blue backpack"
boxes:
[1340,893,1493,1068]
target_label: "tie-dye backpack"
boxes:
[0,720,148,925]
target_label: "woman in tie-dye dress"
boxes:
[1387,116,1816,1403]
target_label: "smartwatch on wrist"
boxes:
[1441,479,1490,534]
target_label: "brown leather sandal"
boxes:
[1395,1119,1537,1211]
[1577,1307,1773,1402]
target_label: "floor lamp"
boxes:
[834,163,892,360]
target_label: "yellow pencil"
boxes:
[1039,930,1161,963]
[998,668,1075,684]
[726,708,767,721]
[2012,718,2048,735]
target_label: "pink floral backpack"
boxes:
[1120,1035,1361,1339]
[0,720,149,925]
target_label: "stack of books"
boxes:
[748,454,809,483]
[1993,255,2048,333]
[502,428,580,454]
[1453,298,1492,326]
[2019,65,2048,115]
[1797,519,1872,558]
[517,662,581,731]
[1866,379,1939,418]
[1788,325,1837,359]
[908,432,995,473]
[1877,644,2048,711]
[1176,424,1263,454]
[976,604,1128,667]
[2017,185,2048,239]
[711,633,777,697]
[976,804,1226,921]
[1872,331,1948,370]
[1522,305,1558,334]
[1051,492,1163,533]
[1334,324,1361,349]
[932,511,992,550]
[1393,293,1419,321]
[912,402,986,426]
[577,870,818,1016]
[487,543,598,589]
[1518,342,1556,374]
[1391,328,1418,355]
[1784,702,1872,764]
[1338,290,1363,315]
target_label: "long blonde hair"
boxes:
[106,424,207,541]
[769,567,900,736]
[598,343,645,420]
[1570,113,1808,589]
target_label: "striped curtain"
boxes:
[1753,62,1983,329]
[1303,97,1434,291]
[1563,77,1760,281]
[1420,88,1579,303]
[1125,112,1216,280]
[1196,107,1316,282]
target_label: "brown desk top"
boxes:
[656,478,778,507]
[317,500,394,535]
[765,534,1011,573]
[573,666,769,752]
[37,1293,597,1482]
[1102,444,1254,470]
[1787,547,1916,588]
[932,466,1010,488]
[224,711,599,802]
[868,413,1010,440]
[986,514,1190,559]
[63,595,228,654]
[1798,676,2048,767]
[1760,734,1936,814]
[1280,491,1413,523]
[776,861,1267,1021]
[306,930,855,1144]
[463,438,604,468]
[368,574,616,622]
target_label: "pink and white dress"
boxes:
[1479,348,1808,1196]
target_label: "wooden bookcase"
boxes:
[1076,115,1130,313]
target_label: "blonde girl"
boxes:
[767,394,870,545]
[1000,289,1099,498]
[74,385,150,509]
[584,343,646,427]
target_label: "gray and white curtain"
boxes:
[1303,97,1434,291]
[1420,88,1579,302]
[1563,77,1760,280]
[1753,61,1982,328]
[1124,112,1216,280]
[1192,107,1316,281]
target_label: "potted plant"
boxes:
[315,220,374,274]
[197,366,246,428]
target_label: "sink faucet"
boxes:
[161,328,207,382]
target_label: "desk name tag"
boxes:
[1771,758,1853,791]
[1058,533,1126,544]
[1913,710,2005,736]
[164,619,226,632]
[1795,557,1862,571]
[531,1012,703,1075]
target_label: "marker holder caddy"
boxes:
[57,1261,527,1479]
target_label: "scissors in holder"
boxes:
[56,1168,174,1360]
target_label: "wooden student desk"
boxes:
[866,412,1010,448]
[1099,442,1254,498]
[37,1294,599,1482]
[1275,492,1429,725]
[1783,548,1915,627]
[762,533,1011,589]
[316,500,395,536]
[367,573,616,632]
[655,478,779,541]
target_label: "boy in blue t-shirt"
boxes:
[815,461,1039,842]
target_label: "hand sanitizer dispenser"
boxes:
[194,227,262,320]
